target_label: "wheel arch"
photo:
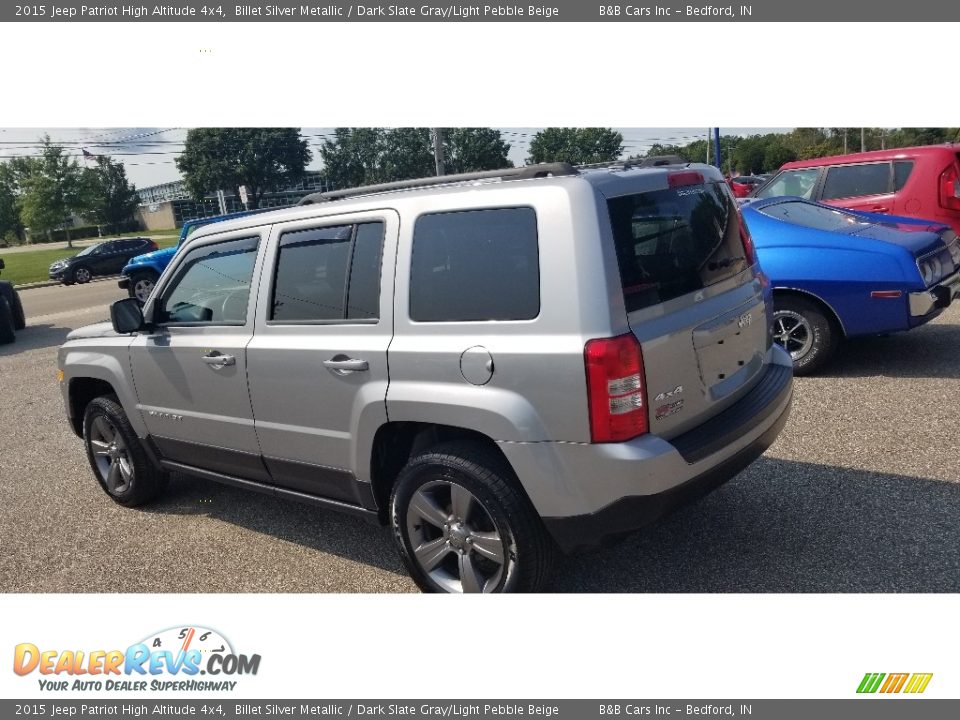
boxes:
[368,422,522,523]
[773,286,847,337]
[67,377,118,437]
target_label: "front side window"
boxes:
[271,221,385,322]
[755,168,820,199]
[409,208,540,322]
[821,162,891,200]
[159,236,259,325]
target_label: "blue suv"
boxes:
[119,210,273,302]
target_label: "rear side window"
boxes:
[608,181,748,313]
[410,208,539,322]
[821,162,891,200]
[271,221,384,322]
[894,161,914,191]
[755,168,819,199]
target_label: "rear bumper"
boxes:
[908,270,960,317]
[499,347,793,553]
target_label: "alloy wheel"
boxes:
[88,415,134,495]
[405,480,511,593]
[74,267,92,283]
[773,310,814,361]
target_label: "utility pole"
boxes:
[432,128,445,176]
[843,129,848,154]
[860,127,866,153]
[714,127,722,168]
[706,128,711,164]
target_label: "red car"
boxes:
[752,144,960,234]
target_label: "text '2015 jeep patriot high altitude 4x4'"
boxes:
[59,162,793,593]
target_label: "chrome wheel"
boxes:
[74,267,92,284]
[88,415,134,495]
[773,309,814,361]
[133,277,155,303]
[405,480,511,593]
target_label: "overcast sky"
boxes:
[0,127,790,189]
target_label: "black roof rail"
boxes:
[297,162,577,205]
[576,155,690,172]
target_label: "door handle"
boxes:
[323,356,369,374]
[870,206,889,213]
[202,351,236,368]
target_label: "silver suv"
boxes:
[58,162,793,593]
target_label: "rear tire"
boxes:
[0,296,15,345]
[82,396,168,507]
[773,295,838,375]
[390,441,556,593]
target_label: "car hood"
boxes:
[126,246,176,267]
[66,322,120,341]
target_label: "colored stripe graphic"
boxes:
[904,673,933,694]
[857,673,885,693]
[880,673,909,693]
[857,672,932,694]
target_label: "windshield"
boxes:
[754,168,819,199]
[76,244,100,257]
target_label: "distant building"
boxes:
[136,172,332,230]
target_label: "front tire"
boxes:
[10,290,25,330]
[72,265,92,284]
[390,441,556,593]
[83,396,168,507]
[128,271,158,303]
[773,295,838,375]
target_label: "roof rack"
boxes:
[576,155,689,172]
[297,162,577,205]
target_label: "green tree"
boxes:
[0,163,23,244]
[763,143,797,170]
[18,136,93,246]
[527,128,623,165]
[381,128,434,181]
[176,128,311,208]
[442,128,512,174]
[319,128,388,189]
[85,156,139,233]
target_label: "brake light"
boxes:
[584,334,648,443]
[667,171,704,188]
[939,164,960,211]
[737,208,757,266]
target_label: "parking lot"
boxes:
[1,280,958,593]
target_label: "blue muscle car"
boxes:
[742,197,960,374]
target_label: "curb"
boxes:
[16,276,122,291]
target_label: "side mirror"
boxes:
[110,298,147,334]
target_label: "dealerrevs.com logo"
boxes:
[13,626,261,692]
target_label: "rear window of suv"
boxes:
[608,181,749,313]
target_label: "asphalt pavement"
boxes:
[1,281,958,592]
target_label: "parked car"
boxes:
[729,176,767,198]
[0,258,26,344]
[49,237,158,285]
[751,144,960,234]
[59,163,793,593]
[742,197,960,374]
[120,210,274,303]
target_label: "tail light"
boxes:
[584,333,648,443]
[737,207,758,266]
[938,164,960,211]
